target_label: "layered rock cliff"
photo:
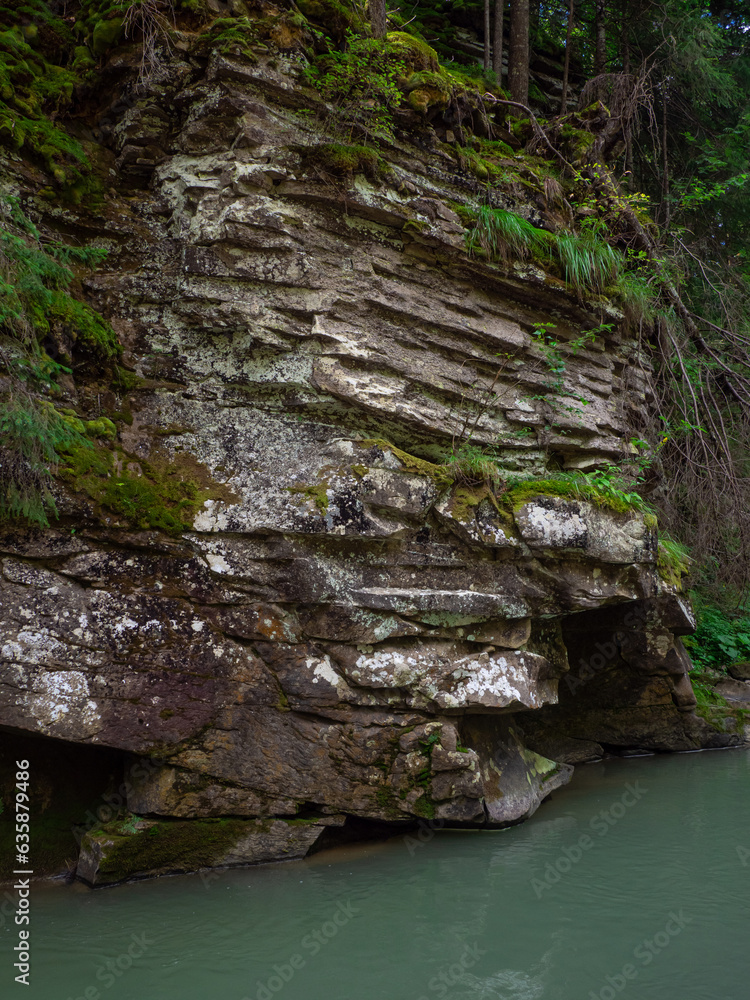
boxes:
[0,5,745,885]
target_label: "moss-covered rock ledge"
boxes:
[77,815,345,887]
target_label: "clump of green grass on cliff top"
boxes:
[555,219,621,296]
[466,205,553,265]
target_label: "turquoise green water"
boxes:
[4,749,749,1000]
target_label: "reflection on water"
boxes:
[3,749,749,1000]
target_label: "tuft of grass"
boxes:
[443,441,503,488]
[555,221,621,296]
[467,206,552,265]
[466,207,624,299]
[615,267,659,326]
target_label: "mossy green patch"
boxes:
[385,31,439,73]
[286,481,330,514]
[82,816,260,883]
[304,142,385,180]
[657,536,691,589]
[359,438,452,487]
[91,15,123,56]
[296,0,362,43]
[449,483,485,521]
[60,442,238,535]
[194,15,259,62]
[505,471,654,518]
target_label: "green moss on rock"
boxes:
[359,438,453,487]
[386,31,439,73]
[80,817,262,884]
[60,442,237,534]
[304,142,385,180]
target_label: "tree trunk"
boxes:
[594,0,606,76]
[493,0,504,82]
[509,0,529,106]
[370,0,386,40]
[484,0,491,72]
[622,3,632,175]
[560,0,574,114]
[661,82,670,226]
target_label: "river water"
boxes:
[6,749,749,1000]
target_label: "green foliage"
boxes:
[0,11,94,192]
[0,396,90,525]
[0,197,118,359]
[683,601,750,672]
[690,679,728,718]
[657,536,692,589]
[0,197,120,528]
[529,322,598,396]
[554,220,620,296]
[304,142,385,180]
[306,32,406,141]
[467,207,622,298]
[443,441,503,488]
[467,205,552,264]
[506,467,654,518]
[615,263,659,328]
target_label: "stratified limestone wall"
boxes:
[0,41,739,885]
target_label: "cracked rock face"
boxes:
[0,45,736,883]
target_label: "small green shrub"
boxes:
[0,396,90,525]
[306,32,406,141]
[683,601,750,671]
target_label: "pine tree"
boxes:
[509,0,529,104]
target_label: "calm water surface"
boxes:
[5,749,749,1000]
